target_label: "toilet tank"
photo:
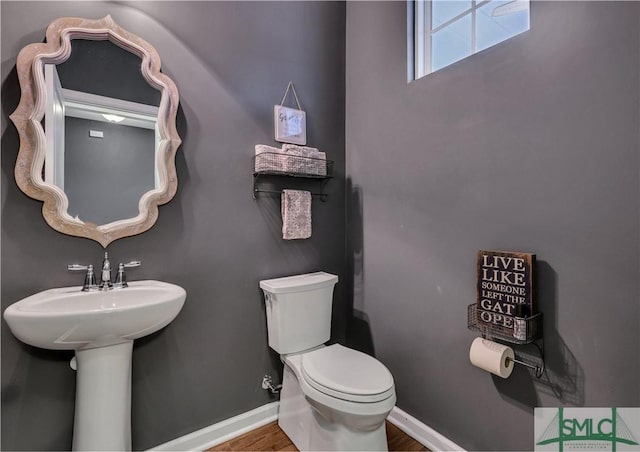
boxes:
[260,272,338,355]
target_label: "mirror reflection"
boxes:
[44,39,161,225]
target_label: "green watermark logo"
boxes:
[535,408,640,451]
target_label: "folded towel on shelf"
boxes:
[254,143,327,176]
[281,189,312,240]
[255,144,285,173]
[282,144,327,176]
[282,144,321,156]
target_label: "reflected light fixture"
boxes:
[102,113,125,123]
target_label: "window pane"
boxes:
[432,0,472,29]
[431,13,472,72]
[476,0,530,52]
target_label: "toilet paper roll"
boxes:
[469,337,514,379]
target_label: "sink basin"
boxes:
[4,280,186,350]
[3,279,186,451]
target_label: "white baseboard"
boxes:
[148,401,280,451]
[148,402,464,452]
[387,406,466,452]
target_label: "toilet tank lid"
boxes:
[259,272,338,294]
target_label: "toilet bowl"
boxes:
[279,344,396,451]
[260,272,396,451]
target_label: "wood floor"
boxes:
[207,420,429,452]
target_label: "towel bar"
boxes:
[253,188,328,202]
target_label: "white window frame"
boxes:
[413,0,528,80]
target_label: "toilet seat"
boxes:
[301,344,394,403]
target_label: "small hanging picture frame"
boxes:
[274,81,307,145]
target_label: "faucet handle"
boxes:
[68,264,98,291]
[113,261,141,289]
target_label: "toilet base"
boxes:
[278,360,390,451]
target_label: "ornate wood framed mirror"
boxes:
[10,16,181,247]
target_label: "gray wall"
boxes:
[65,117,156,225]
[345,1,639,450]
[1,2,345,450]
[56,39,161,105]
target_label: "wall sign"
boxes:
[274,105,306,145]
[274,81,307,145]
[476,250,536,335]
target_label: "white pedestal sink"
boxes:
[3,280,186,451]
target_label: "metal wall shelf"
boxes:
[467,303,543,345]
[252,153,333,201]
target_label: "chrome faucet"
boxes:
[68,253,141,291]
[99,252,113,290]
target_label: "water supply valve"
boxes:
[261,375,282,394]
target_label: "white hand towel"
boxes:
[281,189,312,240]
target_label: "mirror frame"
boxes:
[10,16,181,248]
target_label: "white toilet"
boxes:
[260,272,396,451]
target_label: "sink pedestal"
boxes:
[73,341,133,451]
[3,280,187,450]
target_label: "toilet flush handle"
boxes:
[264,293,274,309]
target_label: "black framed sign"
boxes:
[476,250,536,334]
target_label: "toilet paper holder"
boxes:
[467,304,546,378]
[506,350,545,378]
[472,337,545,379]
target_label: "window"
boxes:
[412,0,530,79]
